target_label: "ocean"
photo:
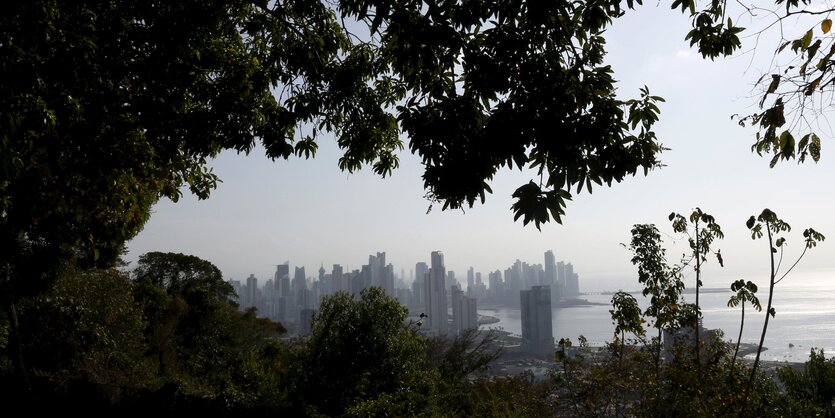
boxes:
[480,279,835,363]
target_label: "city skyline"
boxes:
[230,248,576,340]
[217,249,580,291]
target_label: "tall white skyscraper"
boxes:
[544,250,556,286]
[424,251,448,334]
[544,250,561,301]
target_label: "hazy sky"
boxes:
[125,5,835,292]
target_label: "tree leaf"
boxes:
[766,74,780,94]
[802,29,813,50]
[823,19,832,34]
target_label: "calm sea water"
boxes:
[480,279,835,363]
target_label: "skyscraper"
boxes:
[245,274,258,309]
[275,263,289,284]
[509,260,522,292]
[292,266,306,292]
[544,251,556,286]
[467,267,475,289]
[447,270,457,290]
[331,264,344,293]
[424,251,448,334]
[383,263,395,295]
[451,285,464,333]
[565,262,579,296]
[369,252,392,294]
[463,295,478,331]
[520,285,554,358]
[274,263,290,322]
[452,285,478,334]
[545,250,561,301]
[413,261,428,306]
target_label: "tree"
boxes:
[779,349,835,417]
[15,268,150,391]
[610,291,646,363]
[625,223,686,372]
[745,209,823,387]
[0,0,349,390]
[669,208,724,368]
[133,252,234,304]
[292,287,436,416]
[726,279,761,369]
[133,251,236,379]
[424,328,503,414]
[131,252,289,410]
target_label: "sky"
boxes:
[125,4,835,292]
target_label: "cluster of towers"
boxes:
[230,252,395,332]
[482,251,580,306]
[229,249,579,339]
[417,251,479,336]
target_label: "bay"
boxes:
[480,283,835,363]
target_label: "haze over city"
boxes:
[126,6,835,291]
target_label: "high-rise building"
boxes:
[467,267,475,289]
[509,260,522,292]
[520,285,554,358]
[354,264,371,294]
[447,270,457,290]
[451,285,463,333]
[293,267,306,292]
[565,262,579,296]
[545,250,562,301]
[275,263,289,284]
[318,264,328,295]
[332,264,344,293]
[463,295,478,331]
[452,285,478,334]
[413,261,428,306]
[245,274,258,309]
[424,251,448,334]
[487,270,504,302]
[369,252,391,294]
[383,263,395,295]
[263,278,276,318]
[271,264,290,322]
[544,251,556,284]
[556,261,566,299]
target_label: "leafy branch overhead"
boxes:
[4,0,830,282]
[726,8,835,166]
[0,0,673,250]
